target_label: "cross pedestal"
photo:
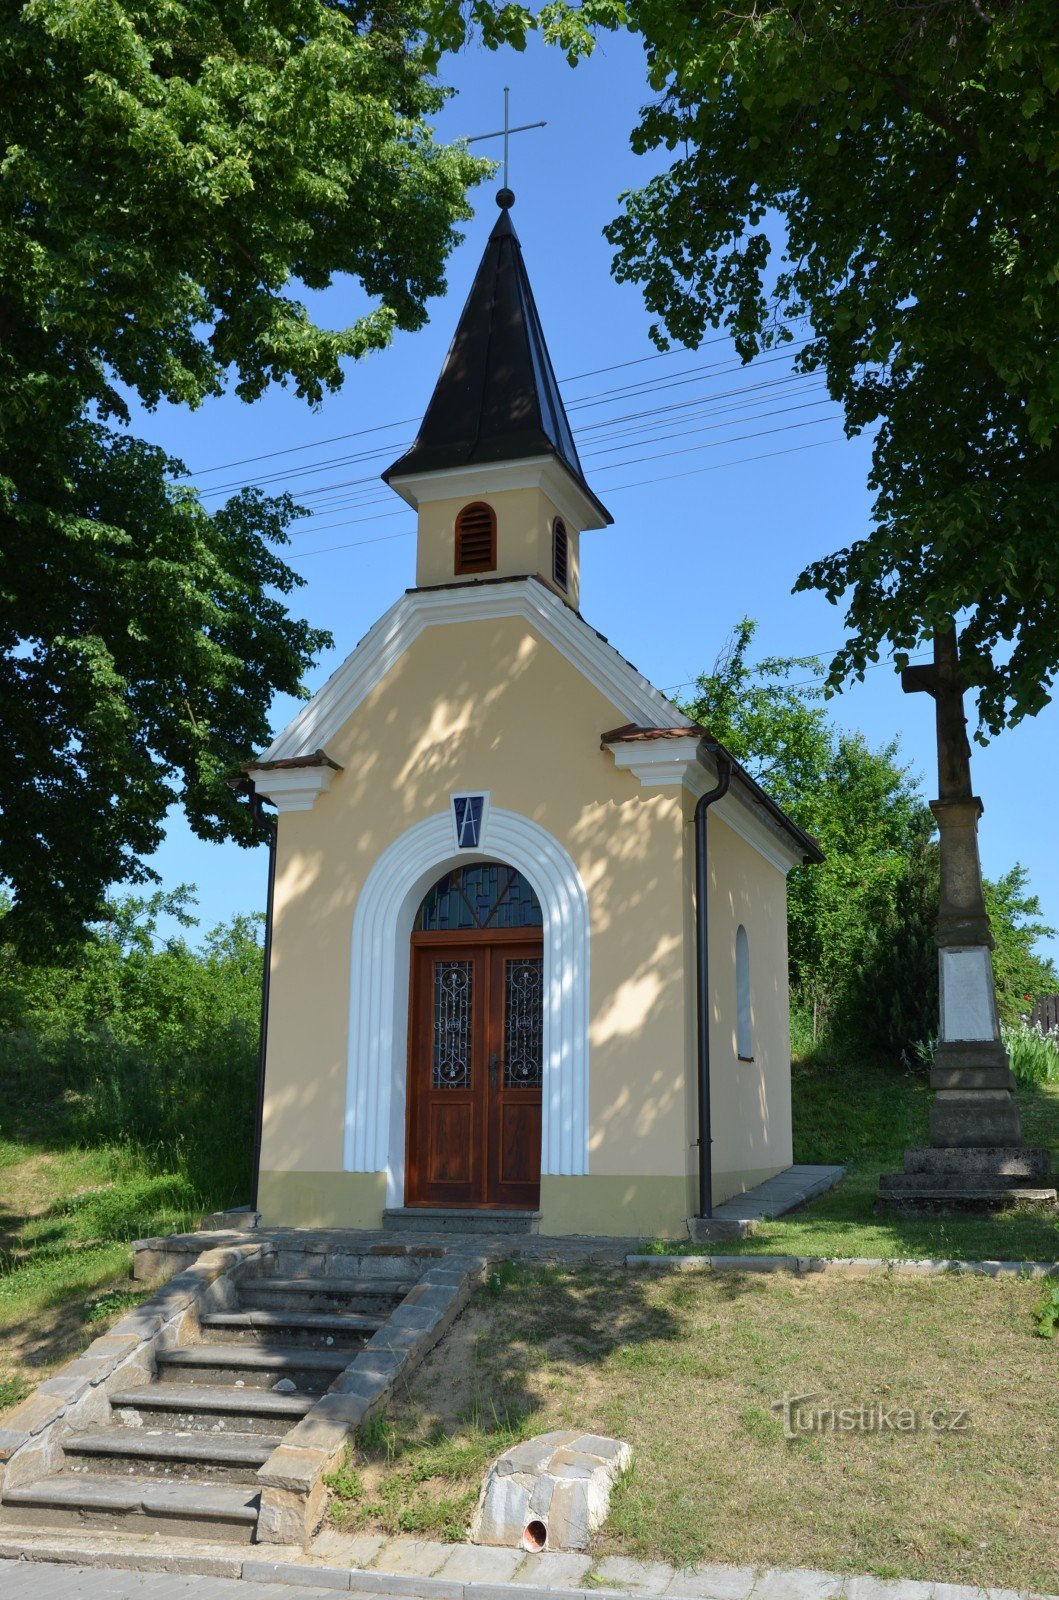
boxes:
[875,628,1056,1213]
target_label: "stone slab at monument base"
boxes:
[876,1145,1057,1214]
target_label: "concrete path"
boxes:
[713,1165,846,1223]
[1,1552,1056,1600]
[688,1165,846,1241]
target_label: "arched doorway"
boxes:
[406,863,544,1209]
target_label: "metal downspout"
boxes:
[695,743,733,1219]
[227,776,277,1216]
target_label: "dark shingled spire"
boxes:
[384,194,612,525]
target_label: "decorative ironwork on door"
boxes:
[503,957,543,1088]
[432,960,473,1088]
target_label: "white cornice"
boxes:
[603,739,808,875]
[607,737,703,789]
[245,765,336,813]
[386,454,609,532]
[261,579,692,764]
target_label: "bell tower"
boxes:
[382,190,611,610]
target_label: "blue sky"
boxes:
[131,28,1059,965]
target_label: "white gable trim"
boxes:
[262,579,691,764]
[345,807,591,1201]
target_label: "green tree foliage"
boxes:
[0,0,488,944]
[439,0,1059,736]
[599,0,1059,737]
[685,621,1056,1055]
[985,866,1057,1025]
[0,887,263,1199]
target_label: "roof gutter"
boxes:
[694,742,734,1220]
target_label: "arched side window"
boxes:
[736,924,753,1060]
[552,518,569,591]
[455,502,497,575]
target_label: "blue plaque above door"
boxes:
[451,792,489,851]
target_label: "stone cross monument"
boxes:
[877,626,1056,1211]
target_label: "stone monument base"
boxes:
[876,1145,1057,1213]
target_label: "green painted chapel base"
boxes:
[255,1169,790,1239]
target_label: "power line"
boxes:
[206,367,828,510]
[197,343,817,499]
[286,433,847,559]
[278,404,844,534]
[187,320,807,479]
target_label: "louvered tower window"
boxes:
[454,503,497,575]
[552,518,569,591]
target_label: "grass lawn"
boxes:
[0,1113,210,1414]
[662,1059,1059,1261]
[328,1262,1059,1593]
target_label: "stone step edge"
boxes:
[63,1428,281,1464]
[109,1384,315,1415]
[625,1253,1059,1275]
[246,1278,411,1295]
[201,1311,385,1331]
[3,1476,260,1521]
[156,1345,350,1370]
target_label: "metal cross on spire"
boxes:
[466,87,546,194]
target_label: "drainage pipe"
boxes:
[227,775,277,1216]
[695,743,733,1219]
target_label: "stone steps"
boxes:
[0,1475,260,1544]
[63,1426,280,1483]
[154,1343,350,1393]
[108,1382,315,1434]
[382,1207,540,1235]
[240,1277,410,1313]
[198,1309,382,1348]
[2,1257,438,1547]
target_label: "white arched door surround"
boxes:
[345,807,590,1207]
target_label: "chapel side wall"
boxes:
[257,613,691,1237]
[682,803,794,1204]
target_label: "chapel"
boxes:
[245,192,822,1240]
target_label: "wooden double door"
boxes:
[407,931,543,1209]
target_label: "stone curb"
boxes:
[624,1254,1059,1277]
[5,1543,1058,1600]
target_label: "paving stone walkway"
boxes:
[2,1551,1056,1600]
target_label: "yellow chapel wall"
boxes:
[689,805,794,1204]
[257,610,693,1238]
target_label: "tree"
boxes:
[686,621,1057,1053]
[683,620,928,1038]
[985,866,1057,1024]
[1,0,487,944]
[448,0,1059,736]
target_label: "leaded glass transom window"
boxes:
[415,864,543,932]
[504,957,543,1089]
[433,960,473,1088]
